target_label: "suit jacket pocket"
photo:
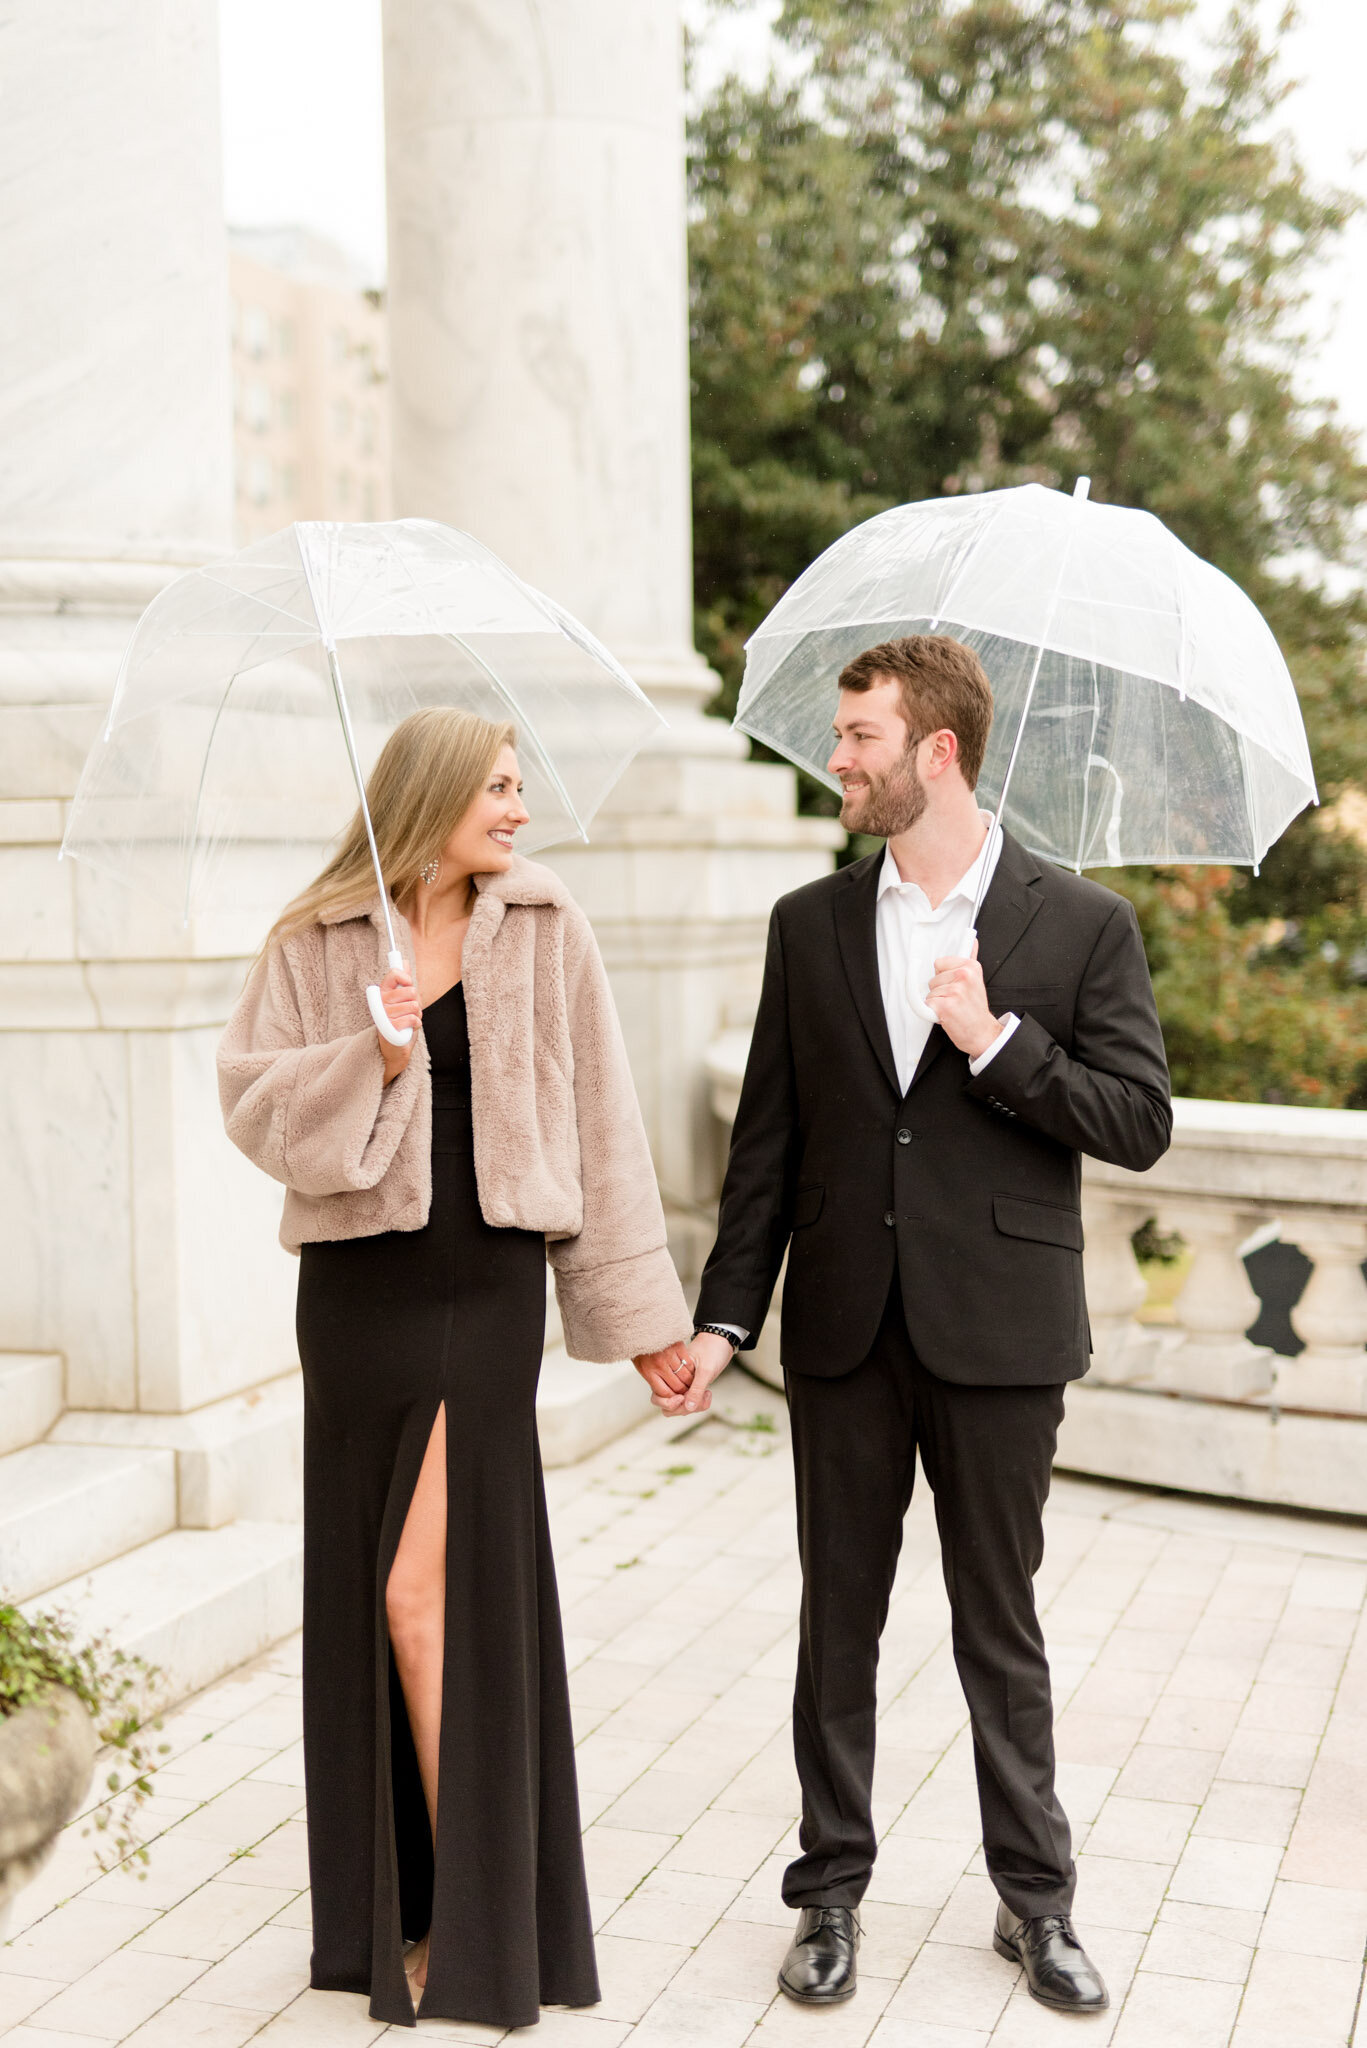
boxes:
[993,1193,1084,1251]
[793,1184,825,1228]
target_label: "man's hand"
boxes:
[926,938,1003,1062]
[649,1330,735,1418]
[632,1341,694,1406]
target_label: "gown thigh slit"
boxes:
[386,1400,449,1832]
[296,982,599,2030]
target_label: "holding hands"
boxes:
[926,938,1003,1062]
[377,965,422,1082]
[631,1329,735,1417]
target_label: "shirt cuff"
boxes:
[702,1322,749,1349]
[968,1011,1021,1077]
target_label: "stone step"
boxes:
[0,1441,176,1602]
[536,1347,654,1466]
[24,1521,303,1710]
[0,1351,63,1456]
[50,1373,303,1528]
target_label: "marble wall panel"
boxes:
[0,705,107,802]
[0,843,76,960]
[0,1030,136,1406]
[131,1028,298,1413]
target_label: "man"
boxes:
[666,636,1171,2013]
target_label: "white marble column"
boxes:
[0,4,298,1418]
[383,0,839,1242]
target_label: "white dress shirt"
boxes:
[876,813,1019,1097]
[701,816,1018,1352]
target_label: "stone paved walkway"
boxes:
[5,1373,1367,2048]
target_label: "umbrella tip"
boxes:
[1073,476,1091,501]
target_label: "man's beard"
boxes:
[839,746,928,837]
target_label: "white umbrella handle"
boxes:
[367,947,414,1048]
[908,924,980,1027]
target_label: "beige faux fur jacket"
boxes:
[217,856,690,1364]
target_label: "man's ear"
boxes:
[920,728,960,781]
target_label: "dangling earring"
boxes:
[420,856,441,886]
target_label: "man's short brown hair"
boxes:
[838,635,994,789]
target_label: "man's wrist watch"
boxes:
[693,1323,740,1354]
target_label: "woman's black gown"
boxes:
[295,982,599,2029]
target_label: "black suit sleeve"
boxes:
[966,895,1172,1170]
[694,905,800,1339]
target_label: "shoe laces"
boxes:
[1025,1913,1078,1950]
[804,1907,862,1938]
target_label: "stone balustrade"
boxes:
[704,1034,1367,1516]
[1085,1098,1367,1413]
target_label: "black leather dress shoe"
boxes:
[994,1901,1108,2011]
[777,1905,861,2003]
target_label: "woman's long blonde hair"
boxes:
[268,707,517,949]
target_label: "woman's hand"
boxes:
[632,1341,694,1406]
[377,966,421,1083]
[649,1331,733,1416]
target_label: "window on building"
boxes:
[332,399,352,439]
[361,478,378,520]
[276,317,297,358]
[335,469,354,506]
[358,410,375,456]
[245,381,271,432]
[280,464,300,502]
[278,389,299,430]
[248,455,273,505]
[243,306,270,360]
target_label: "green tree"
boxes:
[688,0,1367,1101]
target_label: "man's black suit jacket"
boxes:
[695,831,1172,1386]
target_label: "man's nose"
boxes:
[827,739,851,776]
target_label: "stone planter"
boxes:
[0,1686,96,1941]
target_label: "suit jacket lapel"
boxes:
[907,828,1045,1090]
[833,853,901,1098]
[974,830,1044,983]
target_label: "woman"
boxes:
[218,708,694,2029]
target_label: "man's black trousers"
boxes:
[782,1278,1075,1920]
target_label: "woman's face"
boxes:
[442,745,529,876]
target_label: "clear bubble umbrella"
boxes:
[61,517,664,1046]
[735,478,1317,1020]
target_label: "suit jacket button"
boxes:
[883,1211,896,1227]
[896,1128,913,1145]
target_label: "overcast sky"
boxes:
[219,0,1367,437]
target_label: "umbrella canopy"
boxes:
[61,518,664,932]
[735,481,1316,872]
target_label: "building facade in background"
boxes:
[229,227,390,545]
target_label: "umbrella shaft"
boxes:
[324,642,400,962]
[971,487,1089,924]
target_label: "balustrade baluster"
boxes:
[1150,1200,1275,1400]
[1081,1192,1156,1383]
[1283,1215,1367,1413]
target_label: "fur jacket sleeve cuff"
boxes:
[550,1244,692,1365]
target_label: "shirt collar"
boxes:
[877,811,1001,909]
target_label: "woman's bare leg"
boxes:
[385,1403,447,1991]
